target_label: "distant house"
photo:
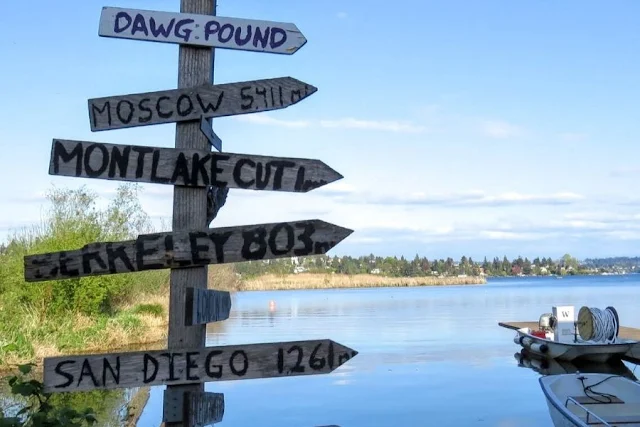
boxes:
[371,268,381,275]
[511,265,522,275]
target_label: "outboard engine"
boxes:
[539,313,556,332]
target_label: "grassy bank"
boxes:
[0,183,484,371]
[240,273,486,290]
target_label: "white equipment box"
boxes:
[552,305,575,343]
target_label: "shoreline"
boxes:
[0,273,484,372]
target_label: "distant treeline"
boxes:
[235,253,616,277]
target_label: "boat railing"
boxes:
[564,397,612,426]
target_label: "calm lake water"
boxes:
[131,275,640,426]
[4,275,640,426]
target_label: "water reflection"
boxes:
[514,348,638,380]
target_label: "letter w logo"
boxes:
[562,311,569,317]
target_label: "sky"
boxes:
[2,0,640,261]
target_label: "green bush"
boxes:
[0,183,168,317]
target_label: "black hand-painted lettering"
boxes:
[84,144,109,177]
[149,17,175,38]
[116,100,134,124]
[290,89,302,103]
[160,352,181,381]
[131,146,153,178]
[253,27,269,48]
[234,25,251,46]
[294,222,315,256]
[218,23,233,43]
[241,228,267,260]
[339,353,351,365]
[52,140,83,176]
[189,232,211,264]
[108,145,131,178]
[240,86,254,110]
[106,243,135,273]
[294,166,306,192]
[233,158,255,188]
[176,94,194,117]
[81,249,107,275]
[59,251,80,277]
[102,357,120,385]
[268,223,294,256]
[309,343,325,370]
[314,241,333,254]
[77,359,98,387]
[156,96,173,118]
[135,234,164,271]
[255,87,268,108]
[270,87,275,106]
[204,20,220,41]
[327,341,335,370]
[205,350,223,379]
[270,160,295,190]
[186,351,200,381]
[171,153,191,185]
[210,153,229,186]
[277,348,284,374]
[131,13,149,36]
[138,98,152,123]
[53,360,75,388]
[255,162,271,190]
[288,345,305,373]
[208,231,232,263]
[174,19,194,42]
[278,86,283,106]
[270,27,287,49]
[142,354,158,383]
[191,152,211,185]
[150,150,171,183]
[196,92,224,114]
[91,102,112,128]
[229,350,248,376]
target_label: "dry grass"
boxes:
[240,273,486,291]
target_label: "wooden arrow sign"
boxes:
[48,139,342,193]
[42,339,358,392]
[200,117,222,152]
[23,219,353,282]
[185,288,231,326]
[88,77,317,132]
[98,6,307,55]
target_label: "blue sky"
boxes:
[2,0,640,261]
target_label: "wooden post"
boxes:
[166,0,216,424]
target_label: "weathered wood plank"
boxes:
[185,391,224,426]
[23,219,353,282]
[87,77,317,132]
[42,339,358,392]
[98,6,307,55]
[200,117,221,152]
[48,139,342,192]
[185,288,231,326]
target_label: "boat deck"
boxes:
[499,321,640,364]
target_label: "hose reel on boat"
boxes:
[576,306,620,344]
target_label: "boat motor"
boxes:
[539,313,556,332]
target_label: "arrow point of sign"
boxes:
[330,340,359,369]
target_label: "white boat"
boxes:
[514,327,636,363]
[540,372,640,426]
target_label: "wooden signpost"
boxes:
[88,76,317,132]
[27,1,358,425]
[43,339,357,392]
[48,139,343,192]
[98,6,308,55]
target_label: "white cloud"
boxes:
[480,120,523,139]
[319,118,425,133]
[321,189,586,207]
[233,114,426,134]
[234,115,310,128]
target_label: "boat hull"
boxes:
[514,328,635,362]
